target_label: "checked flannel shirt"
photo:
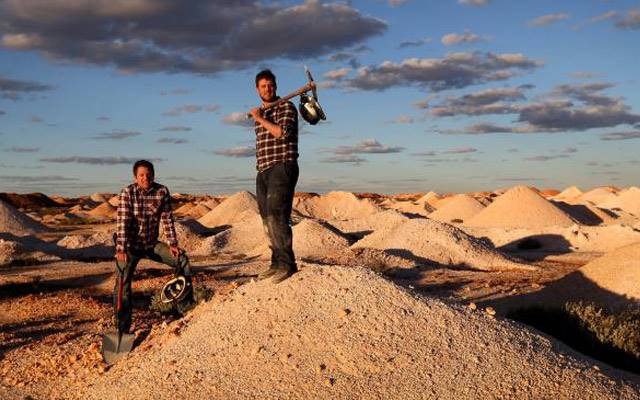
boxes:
[115,182,178,253]
[255,99,298,172]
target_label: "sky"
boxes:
[0,0,639,196]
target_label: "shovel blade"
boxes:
[101,331,135,364]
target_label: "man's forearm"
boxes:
[255,116,283,138]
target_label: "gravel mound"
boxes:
[330,209,410,235]
[294,191,381,220]
[553,185,583,202]
[577,242,640,300]
[598,187,640,216]
[82,266,639,399]
[87,202,116,218]
[379,199,434,217]
[0,199,50,236]
[428,194,485,224]
[198,191,258,228]
[466,186,576,229]
[194,212,265,256]
[352,219,534,271]
[415,191,441,207]
[578,187,618,205]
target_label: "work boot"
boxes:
[270,268,297,284]
[258,267,281,280]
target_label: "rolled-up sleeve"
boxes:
[276,101,298,139]
[160,189,178,248]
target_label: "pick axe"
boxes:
[247,66,326,124]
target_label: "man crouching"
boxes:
[114,159,194,334]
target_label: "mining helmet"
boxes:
[299,94,326,125]
[160,276,191,304]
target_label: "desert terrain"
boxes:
[1,185,640,399]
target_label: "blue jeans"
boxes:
[256,161,299,272]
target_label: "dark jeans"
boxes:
[114,242,192,333]
[256,161,299,272]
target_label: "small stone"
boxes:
[485,307,496,316]
[338,308,351,318]
[468,303,477,310]
[316,364,327,373]
[593,365,600,371]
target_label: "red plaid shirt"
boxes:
[255,99,298,172]
[116,182,178,253]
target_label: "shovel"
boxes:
[102,268,135,364]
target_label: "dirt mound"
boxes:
[87,202,116,218]
[493,243,640,313]
[465,224,640,253]
[0,200,50,236]
[56,233,114,258]
[108,195,120,207]
[198,191,258,228]
[174,202,195,215]
[466,186,576,229]
[294,191,381,220]
[0,192,61,210]
[577,187,618,205]
[415,191,440,207]
[201,198,221,210]
[249,219,352,264]
[183,203,211,219]
[578,242,640,301]
[89,193,111,203]
[330,209,410,235]
[0,236,61,266]
[194,212,265,256]
[57,233,113,249]
[353,219,533,271]
[83,266,638,399]
[598,187,640,216]
[553,186,583,202]
[552,201,618,225]
[158,219,209,253]
[428,194,485,224]
[379,199,433,217]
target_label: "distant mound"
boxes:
[598,187,640,216]
[90,193,112,203]
[195,213,265,256]
[428,194,485,224]
[294,191,381,220]
[379,199,433,217]
[353,218,533,271]
[87,202,116,218]
[578,187,618,205]
[198,191,258,228]
[0,192,60,210]
[415,191,441,207]
[0,200,50,235]
[83,266,638,399]
[553,186,583,202]
[330,209,410,235]
[466,186,575,229]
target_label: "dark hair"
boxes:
[133,160,155,175]
[255,69,276,87]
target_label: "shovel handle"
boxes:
[117,274,123,312]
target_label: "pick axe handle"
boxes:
[247,82,315,119]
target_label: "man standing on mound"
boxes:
[249,69,299,284]
[114,160,194,334]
